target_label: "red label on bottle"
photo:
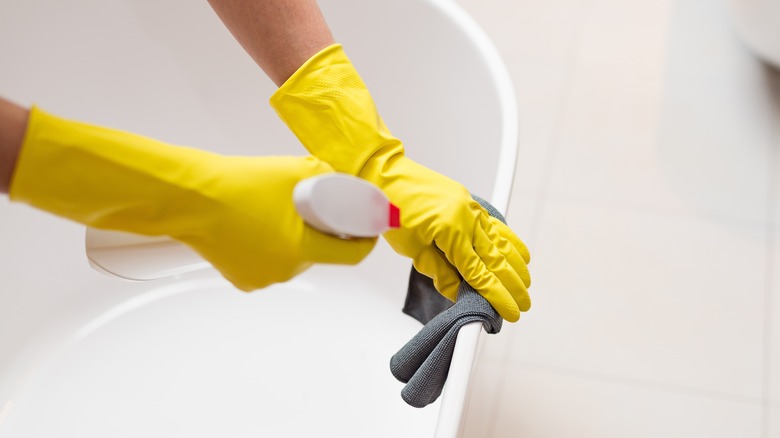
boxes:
[389,203,401,228]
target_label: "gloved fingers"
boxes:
[492,236,532,291]
[473,221,531,314]
[413,246,462,301]
[443,231,521,322]
[302,227,378,265]
[481,215,531,288]
[487,216,531,264]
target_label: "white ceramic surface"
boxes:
[0,0,517,436]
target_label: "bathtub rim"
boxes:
[425,0,519,437]
[0,0,520,434]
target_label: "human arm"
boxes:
[206,2,532,321]
[207,0,334,86]
[269,45,532,321]
[0,97,27,194]
[3,101,375,290]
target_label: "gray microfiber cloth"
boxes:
[390,195,504,408]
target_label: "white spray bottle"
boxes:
[85,173,399,281]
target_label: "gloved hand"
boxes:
[270,44,531,322]
[10,106,376,290]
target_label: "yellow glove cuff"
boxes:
[270,44,403,175]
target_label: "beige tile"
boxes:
[479,323,522,364]
[569,0,672,100]
[509,199,766,400]
[505,191,538,253]
[457,0,588,67]
[654,80,774,221]
[489,365,763,438]
[462,360,505,438]
[512,65,570,194]
[454,0,775,435]
[550,65,774,224]
[663,0,767,84]
[769,406,780,438]
[545,0,776,223]
[771,231,780,405]
[540,0,671,208]
[584,0,674,32]
[457,0,586,193]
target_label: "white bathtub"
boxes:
[0,0,517,436]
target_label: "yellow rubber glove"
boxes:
[270,44,531,322]
[10,106,376,290]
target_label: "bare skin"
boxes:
[207,0,335,86]
[0,97,28,194]
[1,1,333,193]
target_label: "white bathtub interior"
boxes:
[0,0,517,436]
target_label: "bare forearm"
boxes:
[0,97,28,194]
[207,0,335,86]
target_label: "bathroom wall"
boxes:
[456,0,780,436]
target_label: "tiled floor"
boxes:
[456,0,780,436]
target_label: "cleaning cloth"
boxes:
[390,195,504,408]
